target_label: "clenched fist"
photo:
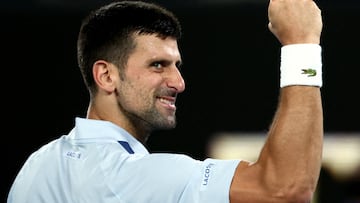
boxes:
[268,0,323,45]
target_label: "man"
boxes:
[8,0,323,202]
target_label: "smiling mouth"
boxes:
[158,97,176,110]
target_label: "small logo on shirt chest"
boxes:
[65,151,82,160]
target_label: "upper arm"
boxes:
[229,160,290,203]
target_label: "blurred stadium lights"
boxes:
[208,132,360,180]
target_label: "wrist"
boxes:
[280,44,323,88]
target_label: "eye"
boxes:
[151,61,163,69]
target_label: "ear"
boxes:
[92,60,117,93]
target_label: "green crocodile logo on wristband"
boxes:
[301,68,317,77]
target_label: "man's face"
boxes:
[116,34,185,130]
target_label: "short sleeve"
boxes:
[105,152,240,203]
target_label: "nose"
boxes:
[166,66,185,93]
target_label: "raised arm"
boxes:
[230,0,323,202]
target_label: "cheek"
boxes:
[119,78,153,106]
[120,70,163,103]
[130,73,162,95]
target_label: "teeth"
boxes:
[159,98,174,106]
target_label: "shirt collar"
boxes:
[68,117,149,154]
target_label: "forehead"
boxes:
[131,34,181,60]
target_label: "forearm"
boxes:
[259,86,323,199]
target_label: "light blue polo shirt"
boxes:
[8,117,240,203]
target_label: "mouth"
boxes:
[158,97,176,111]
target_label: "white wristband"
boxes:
[280,44,322,88]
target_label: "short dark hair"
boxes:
[77,0,182,94]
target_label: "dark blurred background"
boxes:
[2,0,360,202]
